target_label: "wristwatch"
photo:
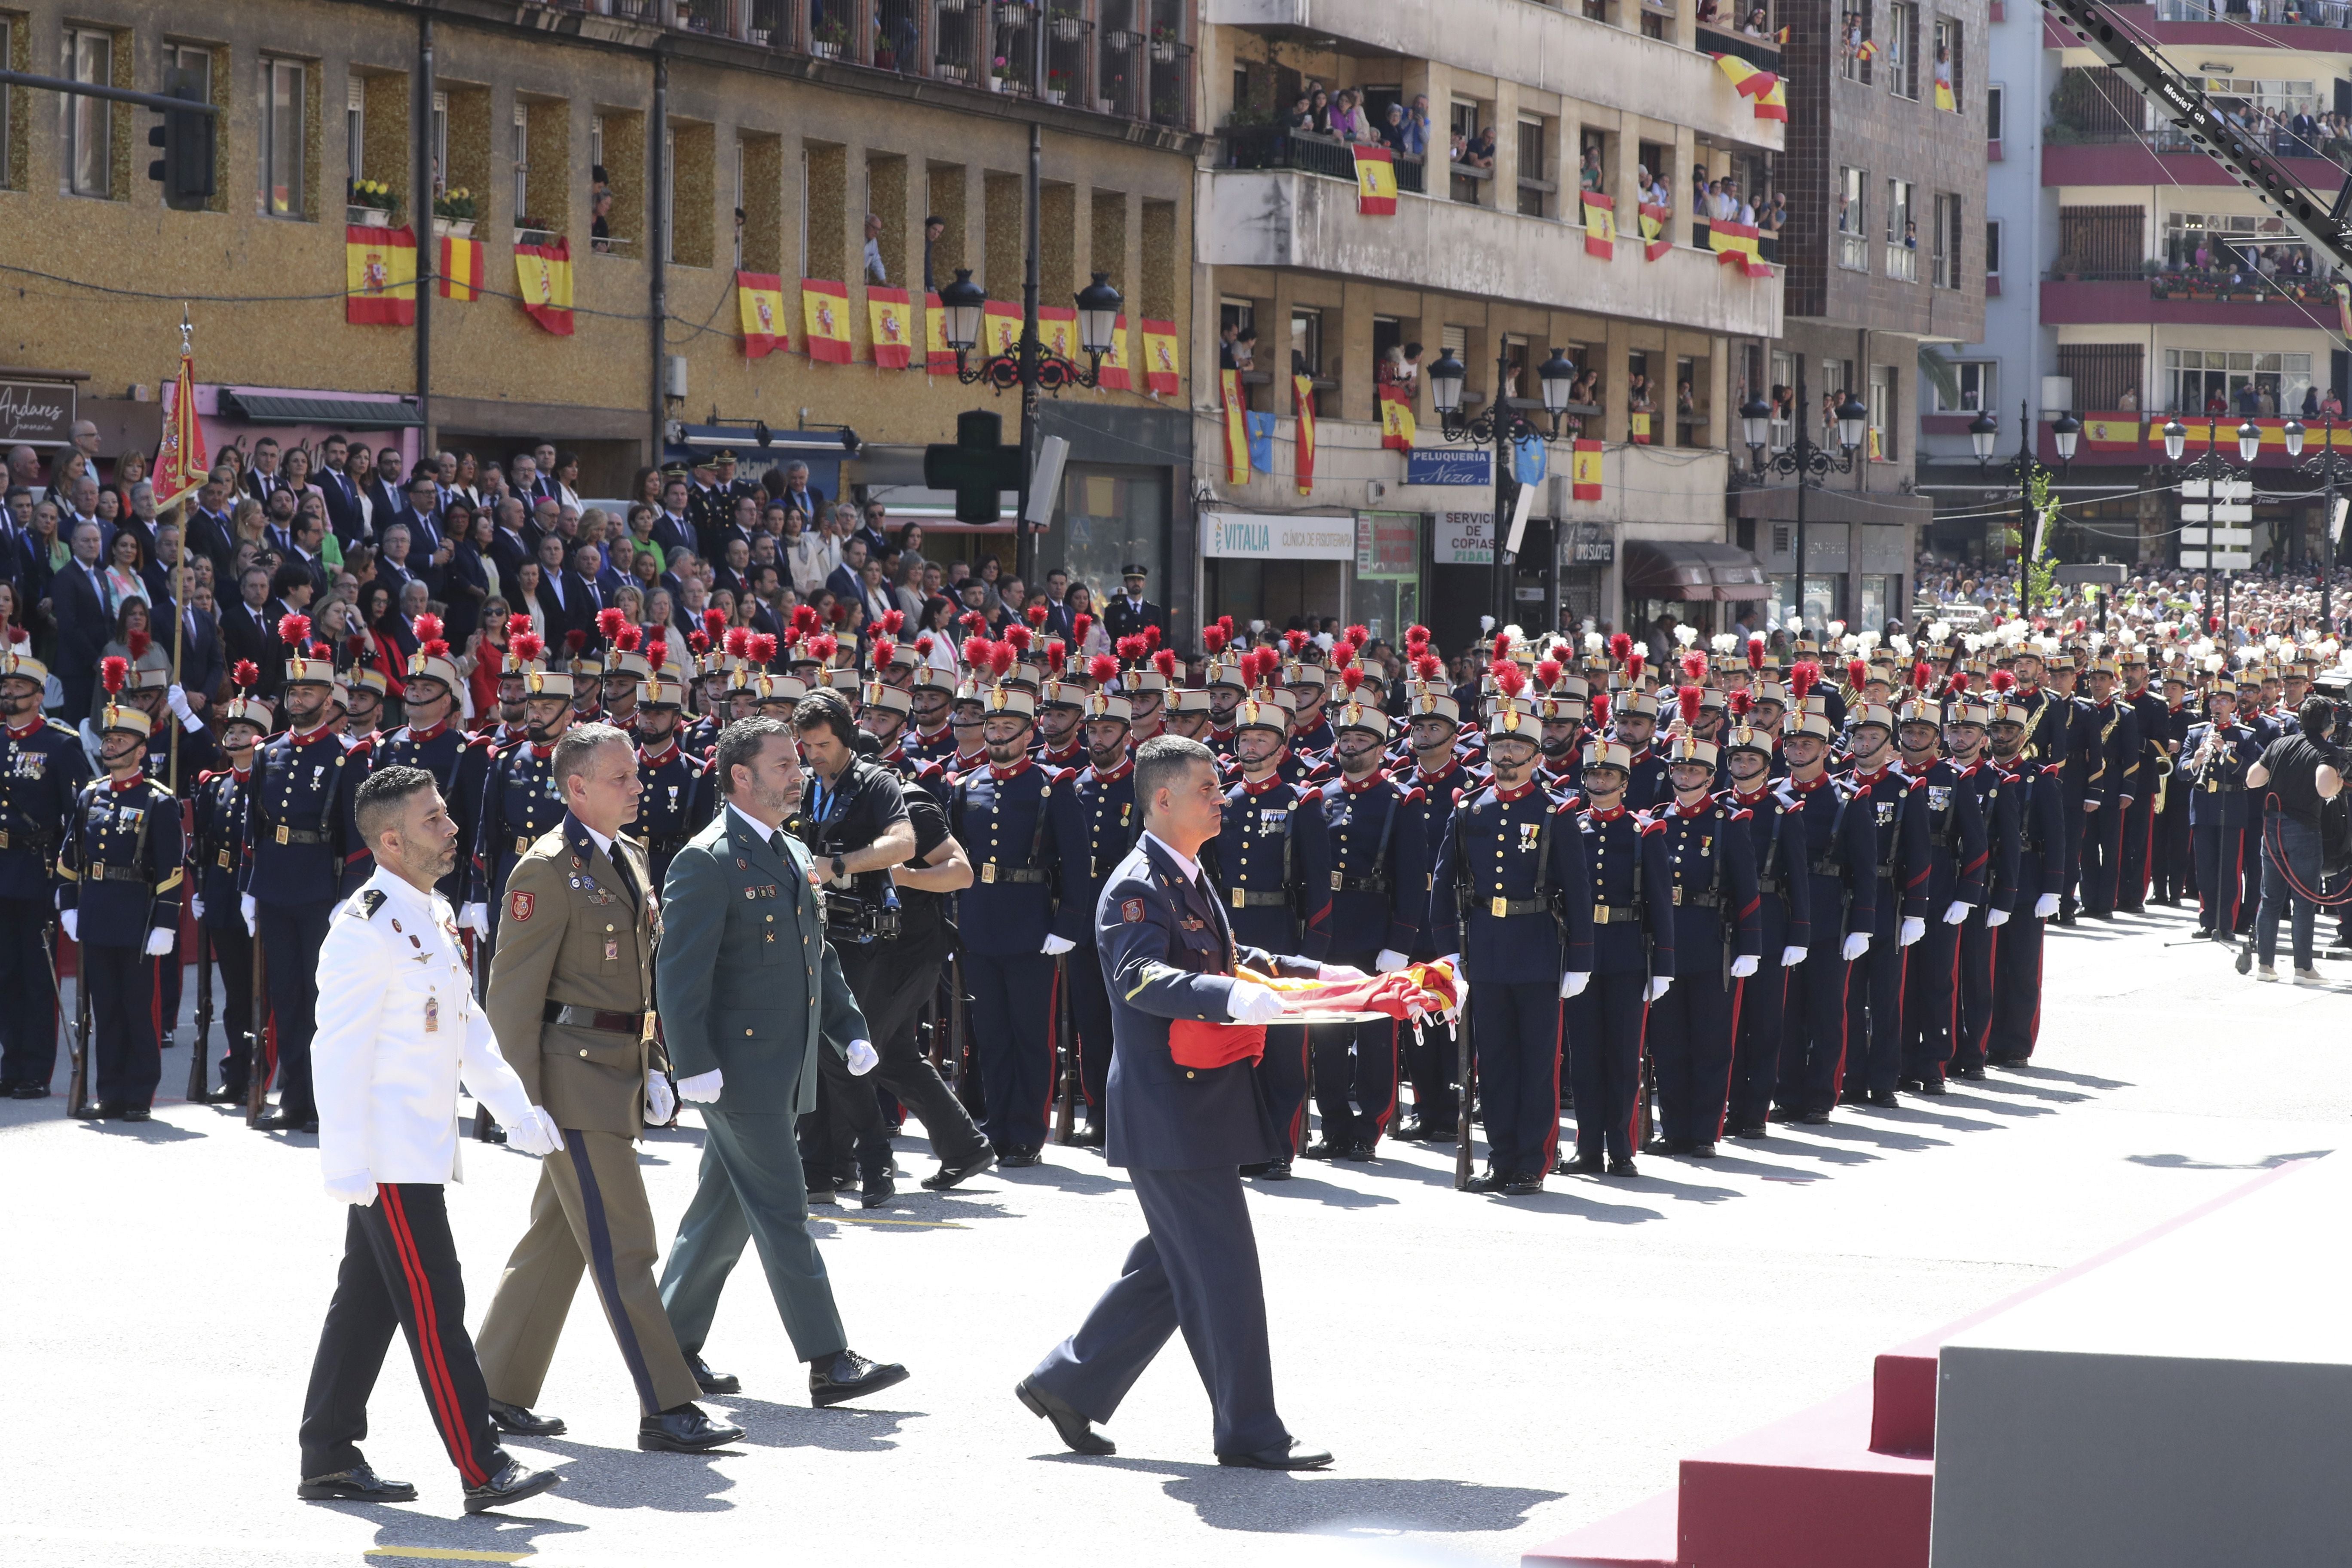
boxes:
[830,854,846,879]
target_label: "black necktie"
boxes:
[610,843,642,911]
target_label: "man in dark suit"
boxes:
[1101,565,1170,645]
[533,533,582,645]
[314,435,366,546]
[52,519,112,723]
[222,565,283,698]
[184,479,240,573]
[389,475,444,564]
[488,498,535,606]
[651,475,697,562]
[826,538,871,606]
[774,462,824,525]
[362,446,406,530]
[239,438,284,506]
[561,540,608,645]
[1017,735,1332,1470]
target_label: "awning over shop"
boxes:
[219,390,423,428]
[1621,539,1770,601]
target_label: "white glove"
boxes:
[1781,944,1809,967]
[60,910,78,943]
[847,1038,879,1076]
[1375,948,1410,973]
[677,1068,726,1103]
[323,1173,377,1207]
[2083,799,2100,813]
[191,894,205,921]
[460,902,489,937]
[644,1071,676,1125]
[168,683,195,722]
[1559,970,1591,999]
[503,1107,566,1158]
[1899,916,1926,946]
[144,927,174,957]
[241,893,257,935]
[1842,931,1871,962]
[1730,954,1759,978]
[1986,907,2011,928]
[1227,980,1286,1025]
[1644,975,1673,1002]
[1041,933,1076,957]
[1317,962,1370,983]
[1943,900,1972,925]
[2034,892,2060,919]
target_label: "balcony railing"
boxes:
[524,0,1191,132]
[2152,0,2352,25]
[1885,242,1917,281]
[1221,126,1428,194]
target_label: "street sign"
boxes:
[2180,504,2208,523]
[1406,449,1492,487]
[2180,550,2254,570]
[2180,527,2208,545]
[2178,527,2249,545]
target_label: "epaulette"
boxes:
[359,888,387,919]
[197,768,223,785]
[44,718,77,738]
[1641,815,1669,835]
[1399,782,1425,806]
[1729,806,1753,823]
[466,732,499,750]
[1553,794,1580,815]
[1452,785,1468,805]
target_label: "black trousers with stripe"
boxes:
[300,1183,507,1486]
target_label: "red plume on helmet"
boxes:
[1201,625,1228,655]
[1847,657,1868,689]
[412,612,444,645]
[723,628,752,658]
[1243,647,1279,687]
[1413,652,1442,682]
[1589,690,1611,729]
[1534,658,1563,689]
[646,639,668,671]
[828,602,851,627]
[1608,631,1632,663]
[1911,659,1932,693]
[2072,617,2087,634]
[1944,671,1969,698]
[1491,659,1525,699]
[1044,638,1068,673]
[803,634,834,666]
[1990,668,2016,694]
[564,629,587,656]
[876,609,903,636]
[1404,623,1430,649]
[1143,624,1163,651]
[1218,615,1235,637]
[1679,685,1703,726]
[704,607,730,640]
[1682,650,1709,685]
[794,604,822,634]
[1747,633,1766,671]
[962,634,992,668]
[101,656,128,696]
[988,641,1017,679]
[757,633,786,665]
[344,635,367,661]
[1492,631,1513,662]
[1088,653,1120,686]
[1727,688,1754,717]
[1331,640,1357,669]
[1153,649,1177,680]
[2208,613,2223,633]
[689,630,713,656]
[1625,652,1645,683]
[1116,634,1146,664]
[597,607,628,643]
[510,631,544,664]
[128,628,151,662]
[278,613,312,647]
[1789,660,1820,701]
[232,659,260,691]
[1283,629,1308,654]
[1027,603,1049,628]
[1073,612,1093,645]
[872,636,895,669]
[1005,623,1033,653]
[1339,666,1364,695]
[960,611,987,637]
[1346,624,1370,646]
[914,634,934,658]
[616,625,643,653]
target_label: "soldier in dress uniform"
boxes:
[1945,682,2019,1082]
[1058,663,1141,1147]
[1611,684,1670,812]
[1304,679,1427,1161]
[2150,655,2196,906]
[1717,692,1812,1140]
[2183,680,2264,940]
[1204,640,1246,758]
[1645,689,1761,1158]
[1034,663,1091,771]
[1393,674,1471,1139]
[60,662,185,1121]
[947,672,1087,1165]
[1213,681,1332,1179]
[461,634,575,965]
[1164,686,1214,743]
[1890,674,1983,1097]
[1427,664,1593,1192]
[1533,660,1589,794]
[1774,685,1877,1125]
[1984,690,2065,1067]
[632,659,708,892]
[0,646,89,1098]
[1836,679,1923,1106]
[2113,643,2172,914]
[191,668,269,1104]
[2076,655,2139,919]
[1283,657,1335,755]
[364,621,469,900]
[240,620,363,1133]
[598,614,649,735]
[343,665,390,746]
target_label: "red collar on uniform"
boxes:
[1092,757,1135,782]
[1852,762,1889,785]
[1210,722,1236,740]
[530,741,555,760]
[291,722,336,746]
[1494,778,1540,802]
[1586,802,1627,821]
[230,765,251,783]
[1626,745,1653,764]
[989,757,1034,782]
[1240,771,1286,796]
[1338,767,1389,793]
[110,770,147,793]
[640,739,678,765]
[407,717,450,741]
[1043,741,1083,763]
[875,742,905,766]
[6,718,42,740]
[1415,756,1459,787]
[1789,771,1832,792]
[954,748,986,769]
[1731,784,1770,805]
[1674,796,1712,818]
[916,723,952,745]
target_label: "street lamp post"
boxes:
[1969,398,2079,617]
[2281,416,2345,625]
[1738,363,1868,635]
[2163,414,2262,635]
[1425,346,1578,630]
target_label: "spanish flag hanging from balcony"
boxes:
[801,279,853,363]
[1141,318,1181,396]
[984,300,1023,359]
[1294,376,1317,496]
[1038,305,1078,366]
[1639,202,1672,261]
[2078,414,2142,452]
[1582,192,1616,259]
[737,271,787,358]
[1712,55,1787,122]
[868,285,913,368]
[924,293,957,376]
[1934,76,1957,113]
[1220,370,1252,485]
[1630,410,1651,445]
[440,235,484,301]
[1378,382,1416,451]
[1097,315,1131,392]
[1354,145,1399,216]
[344,224,416,326]
[1571,439,1603,502]
[1710,219,1773,277]
[513,236,575,335]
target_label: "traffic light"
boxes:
[147,68,214,211]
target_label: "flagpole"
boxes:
[169,308,190,794]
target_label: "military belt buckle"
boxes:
[980,862,997,884]
[217,849,231,867]
[275,825,290,845]
[1330,870,1346,891]
[640,1011,657,1044]
[0,830,9,848]
[1594,903,1612,922]
[1671,886,1683,906]
[516,836,530,854]
[1233,888,1248,910]
[1490,896,1509,918]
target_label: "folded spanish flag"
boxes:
[1166,961,1461,1071]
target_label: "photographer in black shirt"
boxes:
[2244,695,2345,983]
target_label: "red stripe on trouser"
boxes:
[150,957,161,1038]
[1945,939,1960,1072]
[1827,958,1855,1104]
[1625,997,1652,1154]
[1979,937,1998,1057]
[1538,1004,1565,1171]
[1288,1032,1311,1150]
[2139,804,2156,901]
[2229,836,2244,930]
[1715,977,1746,1139]
[1039,964,1062,1133]
[380,1187,488,1486]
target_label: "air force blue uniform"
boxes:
[0,717,89,1091]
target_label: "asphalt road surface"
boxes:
[2,901,2343,1568]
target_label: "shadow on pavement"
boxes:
[350,1504,589,1549]
[1050,1455,1565,1534]
[2008,1065,2131,1090]
[989,1161,1126,1196]
[2125,1148,2337,1172]
[488,1435,740,1513]
[1661,1151,1825,1182]
[1965,1074,2092,1104]
[1493,1184,1666,1223]
[1802,1112,1969,1147]
[77,1117,207,1142]
[1247,1173,1400,1210]
[716,1394,916,1453]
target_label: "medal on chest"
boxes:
[425,993,440,1033]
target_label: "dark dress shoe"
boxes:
[1237,1161,1270,1176]
[1646,1138,1688,1156]
[119,1104,152,1123]
[487,1399,566,1436]
[1000,1149,1042,1168]
[1257,1158,1292,1181]
[1768,1106,1801,1124]
[638,1403,744,1452]
[921,1150,997,1191]
[861,1173,895,1209]
[1463,1168,1506,1193]
[1302,1138,1338,1160]
[297,1461,418,1503]
[463,1458,562,1514]
[1729,1121,1767,1140]
[1341,1139,1376,1162]
[1068,1123,1106,1148]
[689,1355,741,1396]
[10,1081,49,1099]
[1955,1064,1986,1082]
[806,1182,839,1205]
[258,1109,309,1132]
[1988,1053,2027,1068]
[1502,1174,1545,1196]
[1801,1108,1831,1124]
[1607,1158,1639,1178]
[810,1348,910,1408]
[1868,1088,1900,1108]
[1218,1438,1334,1470]
[1392,1116,1426,1140]
[1016,1378,1115,1455]
[1570,1153,1605,1175]
[71,1102,110,1121]
[206,1084,245,1104]
[1914,1077,1948,1096]
[1687,1141,1717,1158]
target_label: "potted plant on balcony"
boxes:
[514,214,557,247]
[1149,24,1179,62]
[347,178,398,227]
[432,188,477,239]
[812,15,849,58]
[1045,66,1072,104]
[990,54,1012,90]
[1100,71,1122,113]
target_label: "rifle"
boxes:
[1052,952,1076,1144]
[1453,989,1474,1189]
[67,933,92,1118]
[38,921,66,1109]
[185,920,213,1102]
[245,933,270,1126]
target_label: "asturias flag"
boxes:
[1354,145,1399,216]
[801,278,853,363]
[513,236,575,335]
[868,285,913,368]
[738,271,787,358]
[345,224,417,326]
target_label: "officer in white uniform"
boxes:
[296,763,569,1515]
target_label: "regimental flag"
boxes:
[2079,414,2142,452]
[1097,314,1132,392]
[737,270,787,358]
[868,285,913,368]
[1934,78,1957,113]
[1571,439,1603,502]
[1294,375,1317,496]
[1141,318,1181,396]
[801,278,852,363]
[924,292,956,376]
[1220,369,1253,485]
[513,236,575,335]
[1038,305,1077,366]
[1712,54,1787,122]
[1583,192,1616,260]
[153,345,209,512]
[344,224,417,326]
[1630,410,1652,445]
[440,235,484,301]
[1378,382,1417,451]
[984,300,1023,359]
[1354,145,1399,215]
[1639,202,1673,261]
